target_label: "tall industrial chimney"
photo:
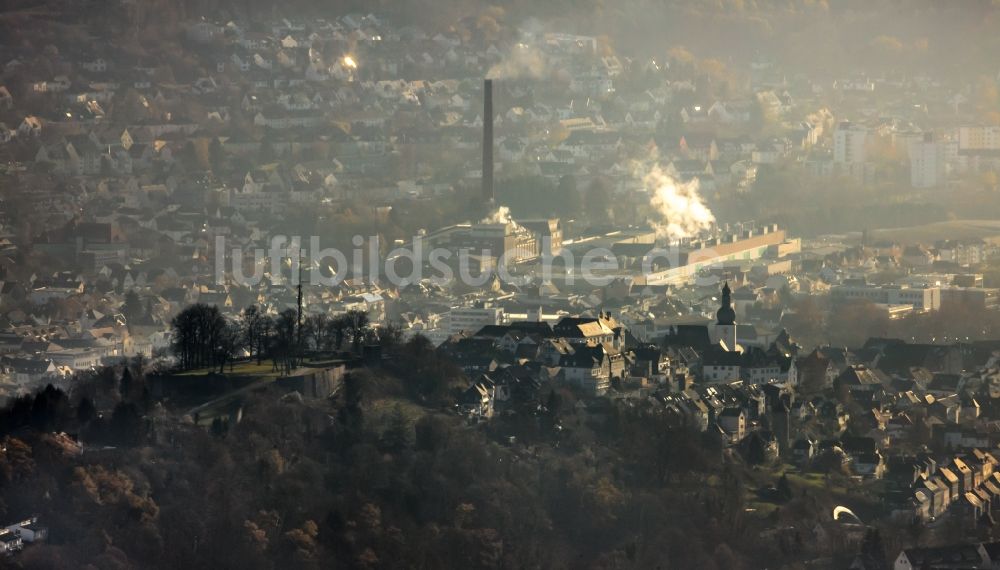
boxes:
[482,79,495,203]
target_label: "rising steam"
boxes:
[487,42,547,80]
[481,206,520,227]
[633,157,715,241]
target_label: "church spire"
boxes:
[716,281,736,325]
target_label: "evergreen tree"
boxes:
[76,397,96,425]
[381,405,410,453]
[123,291,143,324]
[776,473,793,502]
[110,402,143,446]
[337,373,364,449]
[120,368,134,401]
[858,528,888,570]
[208,137,226,173]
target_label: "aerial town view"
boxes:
[2,0,1000,568]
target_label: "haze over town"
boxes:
[2,1,1000,568]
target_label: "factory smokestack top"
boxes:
[482,79,495,203]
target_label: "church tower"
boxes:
[714,281,738,351]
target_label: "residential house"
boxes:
[4,518,46,543]
[17,116,41,137]
[5,358,58,387]
[718,407,747,444]
[893,544,990,570]
[460,377,496,419]
[559,342,625,396]
[0,529,22,555]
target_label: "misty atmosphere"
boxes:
[2,1,1000,568]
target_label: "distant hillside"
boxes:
[4,0,1000,80]
[861,219,1000,245]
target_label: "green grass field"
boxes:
[174,361,284,380]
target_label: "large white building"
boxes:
[830,281,941,312]
[958,125,1000,152]
[447,305,504,335]
[909,133,945,188]
[834,121,868,164]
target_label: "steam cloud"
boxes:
[487,42,547,80]
[633,157,715,241]
[480,206,520,227]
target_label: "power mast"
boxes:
[296,246,304,367]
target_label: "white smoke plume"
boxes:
[633,155,715,241]
[487,41,547,80]
[480,206,523,230]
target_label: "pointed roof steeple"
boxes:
[716,281,736,325]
